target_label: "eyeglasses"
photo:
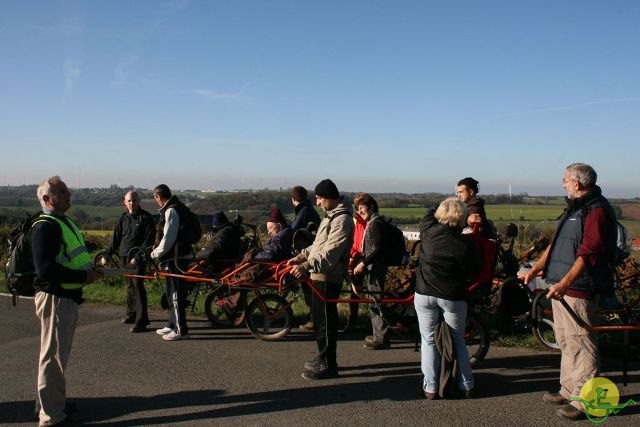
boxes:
[562,178,577,185]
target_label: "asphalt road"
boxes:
[1,294,639,426]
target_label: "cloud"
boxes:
[63,59,82,94]
[501,97,640,118]
[181,82,251,101]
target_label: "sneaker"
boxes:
[156,327,173,335]
[543,392,568,405]
[304,356,323,372]
[299,321,314,331]
[363,340,390,350]
[162,331,189,341]
[364,335,376,344]
[557,404,586,420]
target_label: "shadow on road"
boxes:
[9,353,637,425]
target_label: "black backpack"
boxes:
[4,213,54,304]
[181,208,203,245]
[169,202,202,245]
[381,218,409,267]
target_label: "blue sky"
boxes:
[1,0,639,197]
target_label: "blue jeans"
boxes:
[414,293,474,393]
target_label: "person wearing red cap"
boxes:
[221,207,293,323]
[254,207,293,261]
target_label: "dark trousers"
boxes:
[122,256,149,327]
[348,274,364,325]
[163,260,189,335]
[366,272,390,342]
[312,280,341,368]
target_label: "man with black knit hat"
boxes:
[288,179,354,380]
[456,177,495,239]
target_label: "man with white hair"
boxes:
[31,176,102,426]
[522,163,617,421]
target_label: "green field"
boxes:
[380,205,564,222]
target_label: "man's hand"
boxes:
[100,256,108,267]
[518,269,536,285]
[289,265,308,279]
[353,261,365,276]
[546,281,568,300]
[129,258,137,267]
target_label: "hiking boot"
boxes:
[162,331,190,341]
[557,405,586,421]
[156,327,172,335]
[543,392,568,405]
[301,359,338,380]
[130,326,149,333]
[363,340,390,350]
[299,321,314,331]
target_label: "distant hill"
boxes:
[618,203,640,220]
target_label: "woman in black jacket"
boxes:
[415,197,478,399]
[352,193,390,349]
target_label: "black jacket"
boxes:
[415,208,478,301]
[291,200,321,232]
[196,223,243,263]
[362,214,388,280]
[106,208,155,261]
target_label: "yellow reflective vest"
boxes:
[40,214,92,290]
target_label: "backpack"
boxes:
[614,220,631,265]
[381,218,409,267]
[177,206,203,245]
[4,213,53,304]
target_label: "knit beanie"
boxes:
[268,207,287,225]
[314,179,340,199]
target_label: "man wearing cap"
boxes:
[288,179,354,380]
[221,208,292,323]
[255,207,294,260]
[456,177,496,239]
[196,211,243,267]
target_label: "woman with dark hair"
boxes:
[352,193,391,349]
[414,196,478,399]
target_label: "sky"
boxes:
[1,0,639,197]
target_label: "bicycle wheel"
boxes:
[465,313,490,367]
[204,289,245,327]
[245,293,293,341]
[531,291,559,351]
